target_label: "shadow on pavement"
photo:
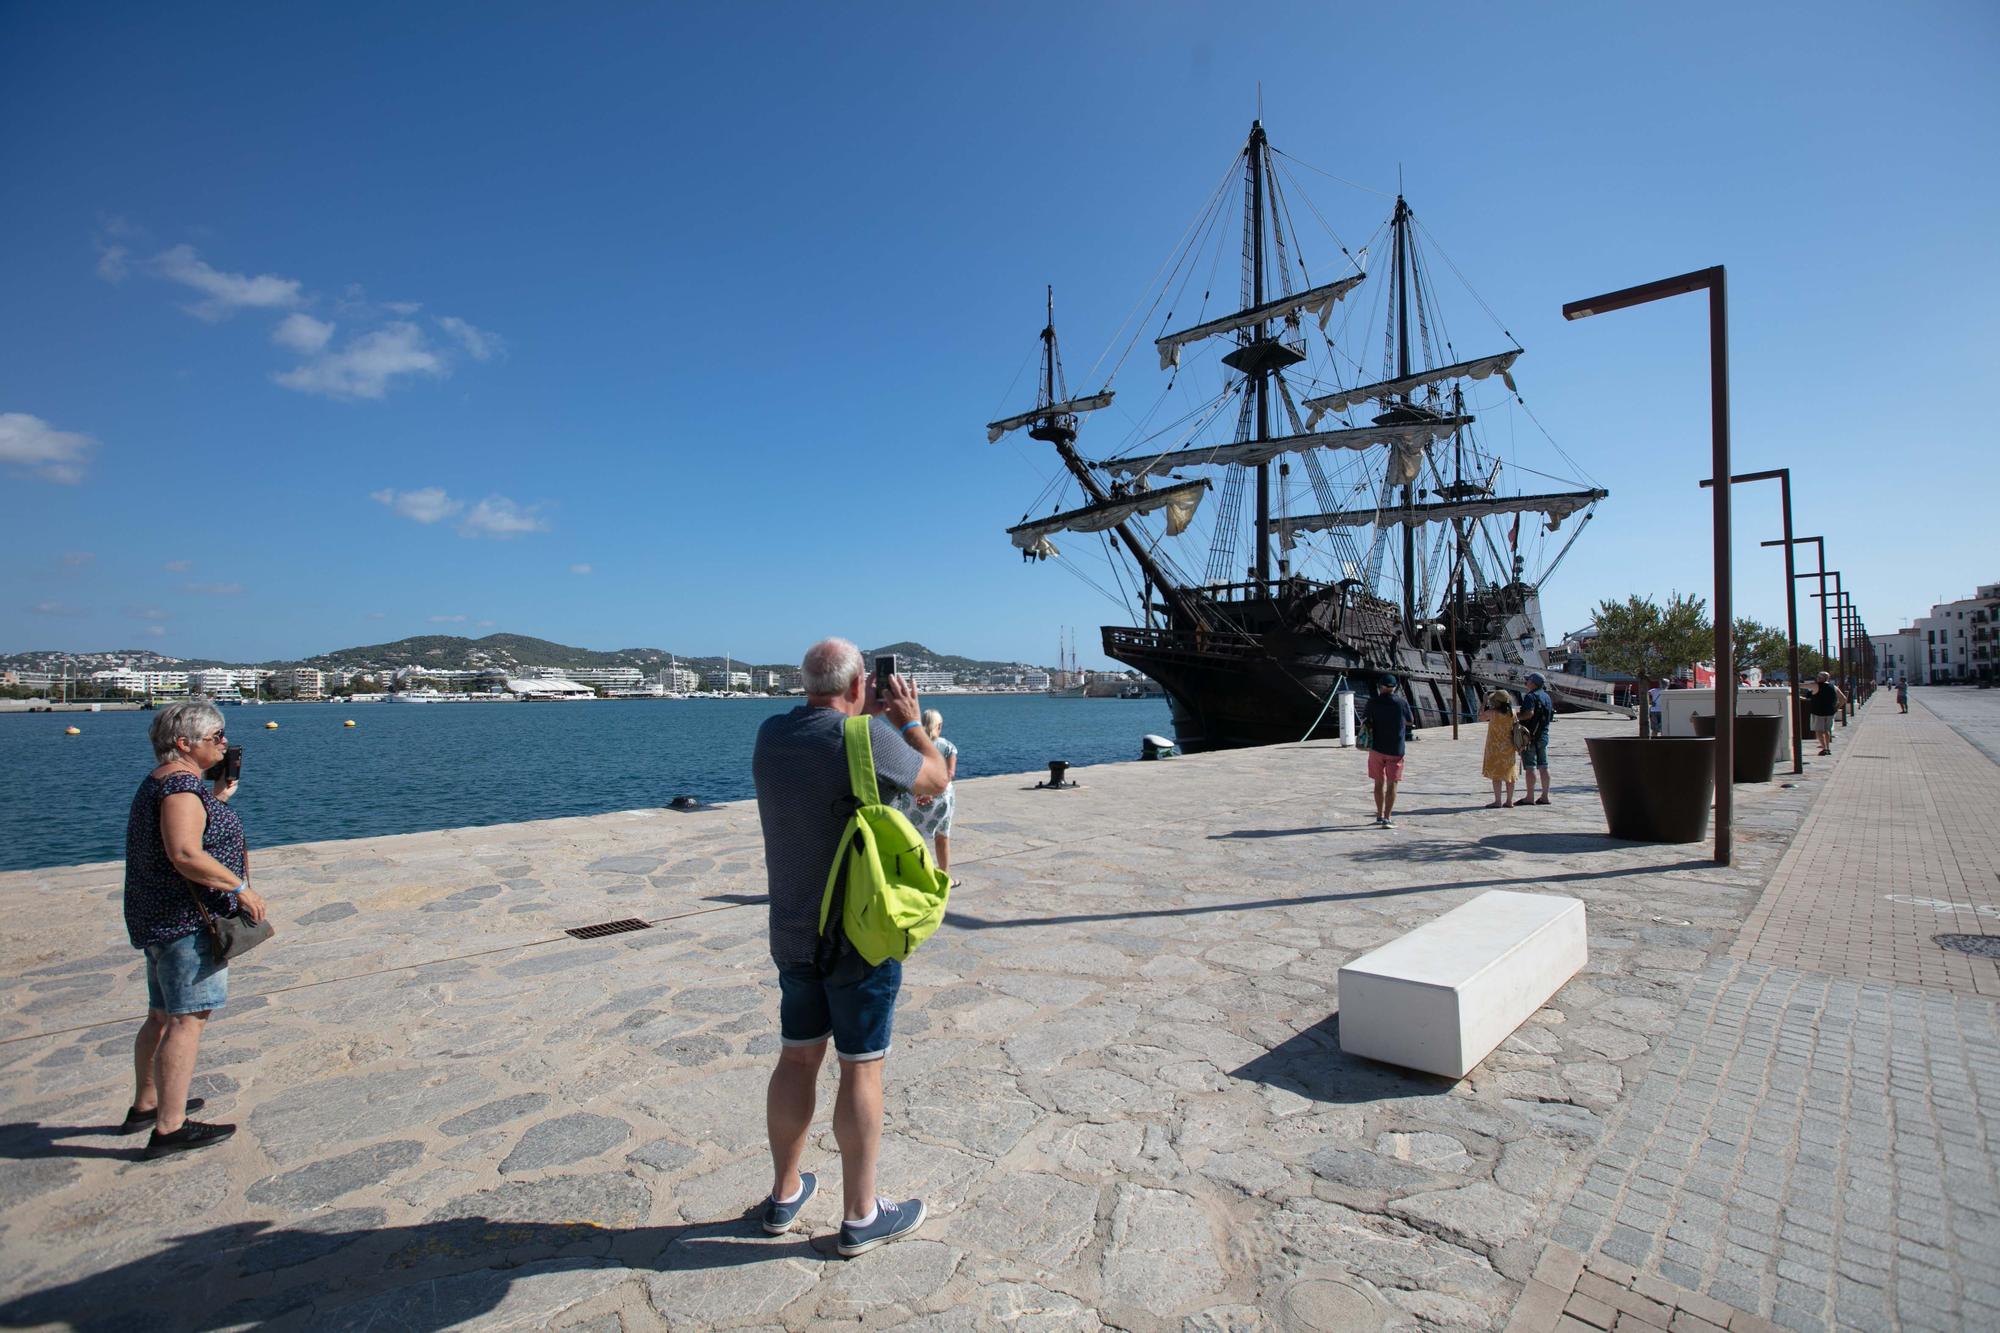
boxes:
[1227,1013,1455,1105]
[0,1210,824,1332]
[0,1119,145,1164]
[1349,839,1506,864]
[1208,824,1367,839]
[1476,831,1629,855]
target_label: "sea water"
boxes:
[0,694,1172,872]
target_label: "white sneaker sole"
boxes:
[837,1200,927,1256]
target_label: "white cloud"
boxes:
[143,625,168,638]
[437,315,502,361]
[96,244,130,282]
[30,600,85,616]
[150,243,304,321]
[429,614,467,624]
[0,413,96,484]
[128,606,169,622]
[275,322,443,399]
[272,312,334,355]
[366,611,387,620]
[570,563,593,575]
[476,619,496,628]
[184,581,244,595]
[370,486,463,524]
[384,301,422,316]
[162,559,193,573]
[63,551,95,567]
[460,495,548,539]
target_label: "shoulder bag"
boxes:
[187,884,275,961]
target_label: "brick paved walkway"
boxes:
[1515,695,2000,1333]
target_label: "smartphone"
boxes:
[874,654,897,701]
[205,745,243,784]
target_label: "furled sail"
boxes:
[986,391,1117,444]
[1155,274,1366,371]
[1301,350,1523,424]
[1007,479,1210,550]
[1276,487,1607,549]
[1096,417,1469,487]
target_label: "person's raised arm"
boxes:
[879,674,947,797]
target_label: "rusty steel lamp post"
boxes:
[1706,468,1802,774]
[1565,266,1733,865]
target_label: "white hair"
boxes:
[801,637,862,697]
[150,697,225,761]
[922,708,943,739]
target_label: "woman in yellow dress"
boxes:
[1480,689,1521,808]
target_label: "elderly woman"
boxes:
[894,709,958,875]
[1479,689,1521,808]
[122,697,265,1158]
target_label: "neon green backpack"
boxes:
[817,715,952,966]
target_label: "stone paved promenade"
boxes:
[0,696,1989,1332]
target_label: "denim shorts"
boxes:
[777,957,900,1062]
[1523,730,1550,769]
[144,930,228,1015]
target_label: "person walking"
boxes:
[1517,671,1555,805]
[1479,689,1521,807]
[750,638,947,1256]
[122,698,267,1158]
[894,709,957,878]
[1896,680,1909,714]
[1361,676,1414,828]
[1807,670,1844,754]
[1648,682,1665,737]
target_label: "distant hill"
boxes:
[6,634,1044,677]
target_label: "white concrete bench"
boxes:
[1337,890,1587,1078]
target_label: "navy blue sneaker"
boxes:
[837,1197,926,1257]
[762,1172,816,1234]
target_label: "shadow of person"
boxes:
[1226,1013,1456,1106]
[1476,831,1628,855]
[1347,839,1506,865]
[0,1119,145,1164]
[1207,825,1351,840]
[0,1206,831,1332]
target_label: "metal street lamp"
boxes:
[1706,468,1802,774]
[1565,266,1733,865]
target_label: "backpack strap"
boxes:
[843,714,880,807]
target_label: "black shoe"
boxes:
[119,1097,204,1134]
[144,1118,235,1158]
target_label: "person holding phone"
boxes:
[121,697,267,1158]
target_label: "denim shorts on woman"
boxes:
[144,929,228,1015]
[776,957,900,1062]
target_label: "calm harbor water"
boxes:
[0,694,1171,872]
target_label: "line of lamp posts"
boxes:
[1564,269,1866,868]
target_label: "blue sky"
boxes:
[3,2,1994,667]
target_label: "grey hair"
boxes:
[150,697,225,761]
[1816,671,1832,681]
[801,637,863,697]
[922,708,943,739]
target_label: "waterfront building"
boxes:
[658,666,701,694]
[703,668,752,691]
[1022,671,1052,690]
[905,670,956,690]
[269,667,325,699]
[190,667,257,696]
[1880,581,1999,683]
[557,667,645,689]
[91,668,190,696]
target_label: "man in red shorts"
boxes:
[1362,675,1415,828]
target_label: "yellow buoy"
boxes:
[65,726,81,735]
[265,721,280,729]
[344,719,357,727]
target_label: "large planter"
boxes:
[1687,713,1782,782]
[1585,736,1715,843]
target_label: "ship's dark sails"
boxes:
[989,121,1612,750]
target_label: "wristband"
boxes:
[900,720,923,734]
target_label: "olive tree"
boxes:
[1590,593,1713,736]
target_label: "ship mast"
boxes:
[1392,194,1417,631]
[1250,122,1272,590]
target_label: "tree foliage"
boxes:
[1590,593,1713,683]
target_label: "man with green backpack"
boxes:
[750,637,949,1255]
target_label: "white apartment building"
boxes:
[1022,670,1052,690]
[190,667,261,695]
[1869,629,1922,685]
[1880,582,1998,684]
[703,668,752,690]
[659,666,702,693]
[557,667,645,688]
[92,668,189,695]
[269,667,324,699]
[904,670,955,690]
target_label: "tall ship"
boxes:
[987,120,1613,751]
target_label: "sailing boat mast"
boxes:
[1249,121,1272,590]
[1392,194,1417,632]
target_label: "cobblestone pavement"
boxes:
[1524,698,2000,1333]
[1914,684,2000,769]
[0,714,1839,1331]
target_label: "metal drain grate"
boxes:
[1935,934,2000,960]
[566,918,652,940]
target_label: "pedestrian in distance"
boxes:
[894,709,957,879]
[1648,681,1665,737]
[1516,671,1555,805]
[1897,680,1909,714]
[1362,675,1414,828]
[122,698,268,1158]
[1479,689,1521,808]
[750,638,948,1256]
[1807,670,1843,755]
